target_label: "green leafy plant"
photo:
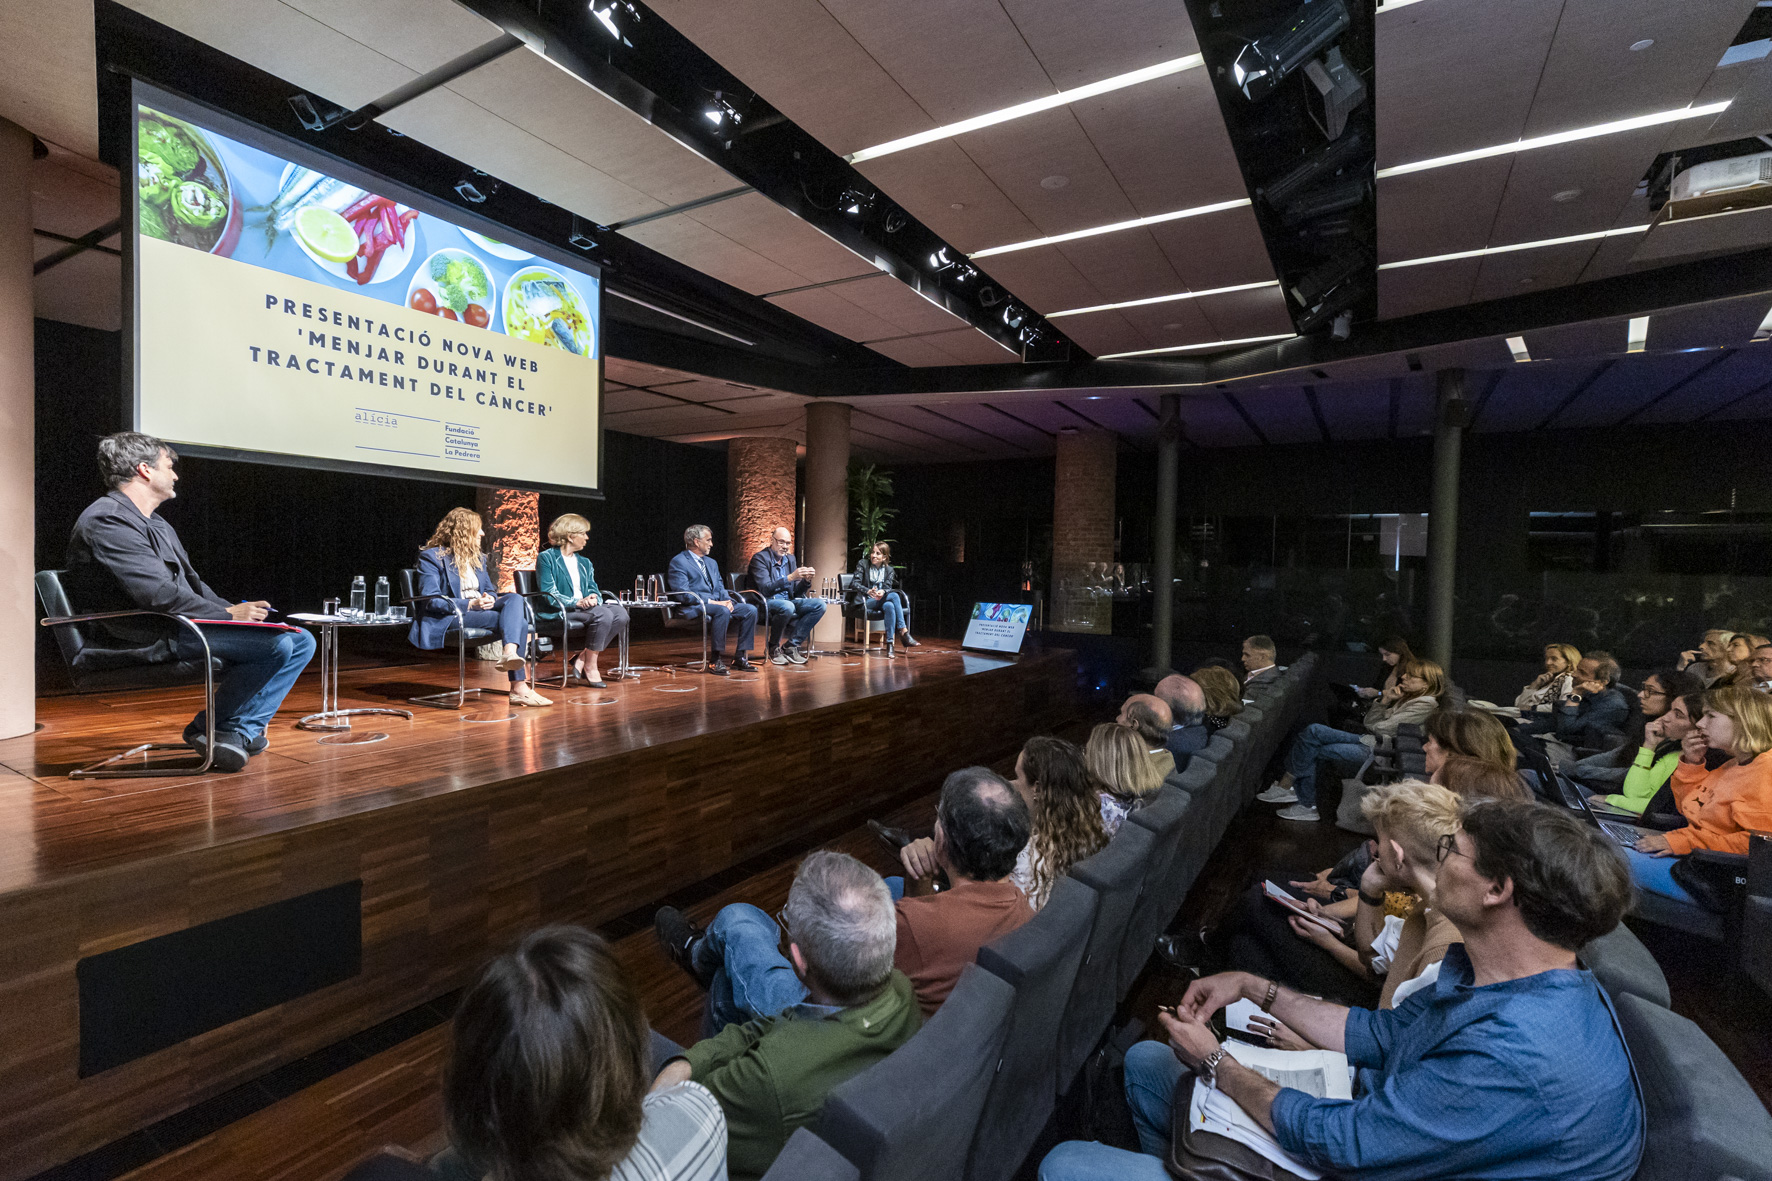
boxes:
[848,462,897,562]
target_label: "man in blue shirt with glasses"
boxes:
[1039,798,1643,1181]
[747,527,825,666]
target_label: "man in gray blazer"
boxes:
[64,433,315,771]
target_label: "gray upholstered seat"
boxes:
[1059,823,1153,1088]
[1580,923,1671,1009]
[762,1127,862,1181]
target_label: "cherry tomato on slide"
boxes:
[409,289,437,314]
[439,308,459,321]
[463,304,489,328]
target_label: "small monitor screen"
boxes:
[129,81,602,495]
[961,602,1032,654]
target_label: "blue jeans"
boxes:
[764,595,826,649]
[1624,846,1700,907]
[862,591,906,636]
[456,593,532,682]
[690,903,808,1037]
[885,875,905,901]
[180,624,317,743]
[1285,723,1371,806]
[1038,1040,1181,1180]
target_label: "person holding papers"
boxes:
[65,432,316,772]
[1038,798,1643,1181]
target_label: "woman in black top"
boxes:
[848,541,918,657]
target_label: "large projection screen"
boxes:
[129,81,603,496]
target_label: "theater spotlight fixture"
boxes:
[1303,47,1365,140]
[929,246,955,270]
[1232,0,1351,102]
[953,264,978,283]
[838,188,874,215]
[704,90,744,128]
[568,214,604,251]
[1003,304,1027,330]
[590,1,639,43]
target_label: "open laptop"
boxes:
[1567,777,1649,847]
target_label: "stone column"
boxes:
[803,402,851,643]
[1425,368,1467,668]
[476,486,539,593]
[726,436,797,572]
[1051,426,1117,634]
[0,120,33,738]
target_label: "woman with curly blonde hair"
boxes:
[1008,736,1109,911]
[1515,643,1580,713]
[411,507,550,706]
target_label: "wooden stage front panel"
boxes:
[0,640,1076,1179]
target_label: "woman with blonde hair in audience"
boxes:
[1258,659,1445,822]
[1432,755,1529,801]
[1008,736,1109,910]
[1514,643,1581,714]
[1086,721,1163,835]
[1192,665,1244,731]
[1630,687,1772,917]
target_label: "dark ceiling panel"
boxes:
[1634,348,1772,422]
[1314,380,1393,440]
[1473,362,1598,432]
[1648,299,1772,351]
[1393,373,1437,437]
[1059,396,1155,438]
[1377,259,1482,320]
[1174,391,1262,448]
[1552,352,1718,428]
[1230,388,1322,446]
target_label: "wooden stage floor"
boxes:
[0,635,1078,1181]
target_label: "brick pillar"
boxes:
[1051,427,1117,634]
[804,403,851,643]
[476,486,539,593]
[727,436,797,573]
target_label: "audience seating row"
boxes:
[799,656,1322,1181]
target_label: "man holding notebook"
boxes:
[1039,799,1643,1181]
[65,432,315,772]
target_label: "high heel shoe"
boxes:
[898,629,920,648]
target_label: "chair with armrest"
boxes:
[839,573,912,654]
[763,1127,861,1181]
[511,568,582,688]
[726,572,768,656]
[657,571,712,671]
[396,567,515,710]
[36,568,221,778]
[1060,823,1154,1086]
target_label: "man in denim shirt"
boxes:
[747,527,825,666]
[1040,799,1643,1181]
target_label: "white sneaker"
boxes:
[1276,804,1320,822]
[1256,784,1298,804]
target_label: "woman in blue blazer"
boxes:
[411,508,550,706]
[535,513,630,687]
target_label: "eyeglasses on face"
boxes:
[1436,832,1470,864]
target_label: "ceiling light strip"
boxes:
[1627,317,1650,353]
[1506,336,1531,363]
[970,197,1251,259]
[846,55,1204,165]
[1377,102,1731,179]
[1100,333,1296,359]
[1048,280,1279,319]
[1377,224,1649,270]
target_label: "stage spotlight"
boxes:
[1232,0,1350,102]
[882,207,909,233]
[704,90,744,128]
[1258,126,1367,208]
[1289,250,1364,312]
[929,247,955,270]
[953,264,978,283]
[569,214,605,251]
[1302,47,1365,140]
[1003,304,1027,329]
[590,2,638,44]
[1277,175,1370,227]
[977,285,1005,307]
[838,188,874,215]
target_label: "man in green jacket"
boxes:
[651,851,921,1180]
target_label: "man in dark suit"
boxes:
[1155,674,1212,771]
[666,524,758,676]
[1241,634,1282,688]
[64,432,315,771]
[747,526,825,666]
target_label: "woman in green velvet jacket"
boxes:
[535,513,629,687]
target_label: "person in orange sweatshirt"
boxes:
[1628,686,1772,909]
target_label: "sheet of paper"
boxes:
[1187,1042,1350,1180]
[1225,997,1262,1033]
[1263,880,1343,935]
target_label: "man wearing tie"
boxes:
[667,524,759,676]
[748,527,824,666]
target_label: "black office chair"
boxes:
[36,568,222,778]
[396,567,521,710]
[511,569,585,689]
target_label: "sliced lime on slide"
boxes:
[296,205,358,263]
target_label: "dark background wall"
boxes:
[35,319,727,682]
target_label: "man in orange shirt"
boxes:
[892,767,1033,1013]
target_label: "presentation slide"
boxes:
[962,602,1033,654]
[131,83,602,495]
